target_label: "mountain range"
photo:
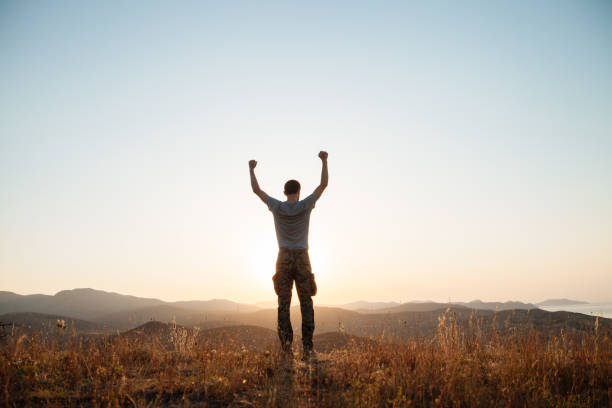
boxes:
[0,289,608,342]
[0,288,259,330]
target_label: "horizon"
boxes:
[2,286,608,306]
[2,1,611,304]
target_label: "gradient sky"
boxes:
[1,1,611,304]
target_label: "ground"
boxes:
[1,311,611,407]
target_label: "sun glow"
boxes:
[308,241,329,279]
[246,236,330,300]
[248,239,278,280]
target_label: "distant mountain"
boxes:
[344,300,537,314]
[454,300,537,311]
[2,289,600,339]
[338,301,401,311]
[349,307,611,340]
[173,299,260,314]
[537,299,589,307]
[359,302,460,314]
[219,305,611,340]
[0,288,164,321]
[3,304,609,346]
[0,288,260,330]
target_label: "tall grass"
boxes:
[1,309,610,407]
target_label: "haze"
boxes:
[1,1,611,304]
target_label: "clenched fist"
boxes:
[318,151,328,160]
[249,160,257,169]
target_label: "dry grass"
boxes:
[1,309,610,407]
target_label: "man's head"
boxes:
[284,179,301,200]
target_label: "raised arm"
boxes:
[313,151,328,200]
[249,160,267,203]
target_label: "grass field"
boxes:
[1,309,610,407]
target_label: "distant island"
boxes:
[537,299,589,307]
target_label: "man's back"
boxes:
[265,193,317,250]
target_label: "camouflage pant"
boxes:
[272,248,317,351]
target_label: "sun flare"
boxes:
[248,240,278,280]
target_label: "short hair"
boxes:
[284,179,301,195]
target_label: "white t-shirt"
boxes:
[265,193,317,249]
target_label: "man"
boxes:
[249,151,328,359]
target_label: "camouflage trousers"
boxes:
[272,248,317,352]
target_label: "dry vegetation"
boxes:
[1,309,610,407]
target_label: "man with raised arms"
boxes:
[249,151,329,360]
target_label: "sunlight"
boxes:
[248,239,278,280]
[308,240,329,279]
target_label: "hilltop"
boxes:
[2,308,610,407]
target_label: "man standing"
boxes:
[249,151,328,359]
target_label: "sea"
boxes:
[539,303,612,319]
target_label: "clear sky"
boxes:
[1,1,611,304]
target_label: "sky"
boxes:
[1,1,611,305]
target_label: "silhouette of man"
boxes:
[249,151,328,358]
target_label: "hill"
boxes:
[358,302,462,314]
[95,304,208,331]
[0,288,260,330]
[199,304,612,341]
[360,300,537,314]
[173,299,260,313]
[225,306,612,340]
[2,289,606,340]
[0,312,109,335]
[3,308,610,407]
[338,301,401,311]
[118,320,200,350]
[337,307,612,341]
[537,298,589,306]
[0,288,164,321]
[453,299,537,310]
